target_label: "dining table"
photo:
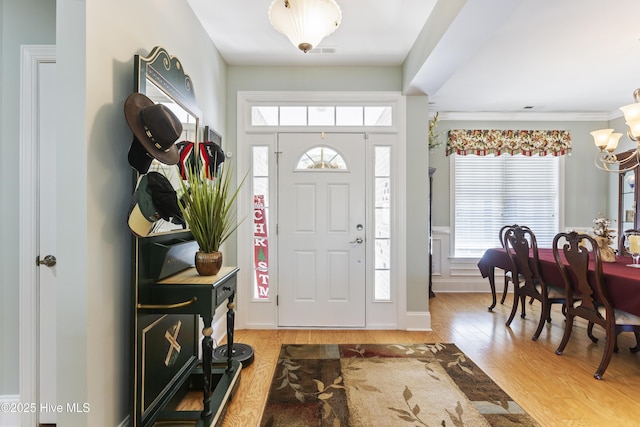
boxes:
[477,247,640,316]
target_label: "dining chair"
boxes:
[498,224,521,304]
[503,225,571,340]
[499,224,537,306]
[553,231,640,380]
[618,228,640,256]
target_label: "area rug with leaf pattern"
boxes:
[260,343,539,427]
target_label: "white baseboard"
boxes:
[432,280,495,293]
[213,311,228,346]
[245,321,278,329]
[404,311,432,331]
[365,322,399,329]
[0,395,133,427]
[0,395,20,427]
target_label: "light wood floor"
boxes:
[200,293,640,427]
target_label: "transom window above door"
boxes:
[251,105,393,127]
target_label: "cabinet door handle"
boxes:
[137,297,197,310]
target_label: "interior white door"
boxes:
[38,60,57,424]
[277,133,366,327]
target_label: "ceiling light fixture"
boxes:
[592,88,640,173]
[268,0,342,53]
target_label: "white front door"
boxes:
[277,133,366,327]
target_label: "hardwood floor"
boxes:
[191,293,640,427]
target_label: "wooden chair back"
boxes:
[552,231,611,320]
[619,228,640,256]
[499,224,531,249]
[503,225,542,296]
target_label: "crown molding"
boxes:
[433,111,615,122]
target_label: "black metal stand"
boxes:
[212,293,255,367]
[213,343,255,367]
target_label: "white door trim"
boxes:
[236,91,407,330]
[19,44,56,427]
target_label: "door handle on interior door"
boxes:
[349,237,364,244]
[36,254,57,267]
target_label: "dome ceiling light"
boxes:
[268,0,342,53]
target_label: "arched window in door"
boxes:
[295,146,347,170]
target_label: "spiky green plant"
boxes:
[178,164,246,253]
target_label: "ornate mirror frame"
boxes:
[134,45,201,235]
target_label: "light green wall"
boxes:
[61,0,225,423]
[428,119,620,234]
[226,66,431,312]
[1,0,56,395]
[406,96,430,310]
[2,0,225,425]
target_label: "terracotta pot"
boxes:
[195,251,223,276]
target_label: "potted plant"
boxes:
[178,163,246,275]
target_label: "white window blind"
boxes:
[453,154,560,257]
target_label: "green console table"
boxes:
[152,266,241,425]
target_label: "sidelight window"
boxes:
[374,146,392,301]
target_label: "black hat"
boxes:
[124,93,182,165]
[128,172,182,237]
[127,137,154,174]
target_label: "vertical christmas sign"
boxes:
[253,195,269,298]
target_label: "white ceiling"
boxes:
[186,0,640,117]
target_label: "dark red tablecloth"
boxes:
[478,247,640,317]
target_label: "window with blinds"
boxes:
[452,154,560,257]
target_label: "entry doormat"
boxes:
[260,343,539,427]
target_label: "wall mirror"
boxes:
[134,46,201,235]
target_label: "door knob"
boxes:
[36,255,57,267]
[349,237,364,244]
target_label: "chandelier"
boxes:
[591,88,640,173]
[268,0,342,53]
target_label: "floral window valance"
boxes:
[446,129,571,157]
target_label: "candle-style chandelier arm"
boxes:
[592,87,640,174]
[594,147,640,173]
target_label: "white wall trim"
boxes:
[439,111,613,122]
[18,44,56,427]
[0,395,20,427]
[394,100,408,330]
[404,311,432,331]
